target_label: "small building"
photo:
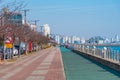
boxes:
[30,24,37,32]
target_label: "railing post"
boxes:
[93,46,96,56]
[77,44,79,50]
[108,49,110,61]
[113,50,116,61]
[115,50,119,63]
[119,53,120,64]
[86,46,89,54]
[82,45,84,53]
[102,47,107,59]
[110,50,112,61]
[79,45,81,51]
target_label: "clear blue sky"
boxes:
[8,0,120,39]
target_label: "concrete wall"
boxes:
[73,50,120,73]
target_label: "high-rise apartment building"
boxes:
[42,24,50,37]
[115,34,119,42]
[54,35,60,44]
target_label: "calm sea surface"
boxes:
[95,46,120,53]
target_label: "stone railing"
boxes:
[72,44,120,64]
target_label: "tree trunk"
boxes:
[18,37,21,57]
[3,36,6,61]
[12,43,14,59]
[25,41,28,55]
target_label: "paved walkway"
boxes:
[0,47,66,80]
[60,47,120,80]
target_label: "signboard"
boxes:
[29,42,32,52]
[5,43,13,48]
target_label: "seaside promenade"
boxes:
[0,47,65,80]
[0,46,120,80]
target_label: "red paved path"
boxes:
[0,47,66,80]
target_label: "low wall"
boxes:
[73,49,120,73]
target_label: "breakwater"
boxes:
[72,44,120,73]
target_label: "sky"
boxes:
[3,0,120,39]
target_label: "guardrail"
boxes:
[72,44,120,64]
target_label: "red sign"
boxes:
[29,42,32,52]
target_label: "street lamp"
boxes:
[21,9,29,26]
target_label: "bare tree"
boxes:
[0,0,26,60]
[0,0,51,60]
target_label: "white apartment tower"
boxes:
[54,35,60,44]
[43,24,50,37]
[115,34,119,42]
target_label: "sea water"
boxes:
[96,46,120,52]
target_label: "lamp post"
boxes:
[22,9,29,26]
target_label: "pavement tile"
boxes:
[36,66,49,70]
[25,76,45,80]
[40,63,51,66]
[32,70,48,75]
